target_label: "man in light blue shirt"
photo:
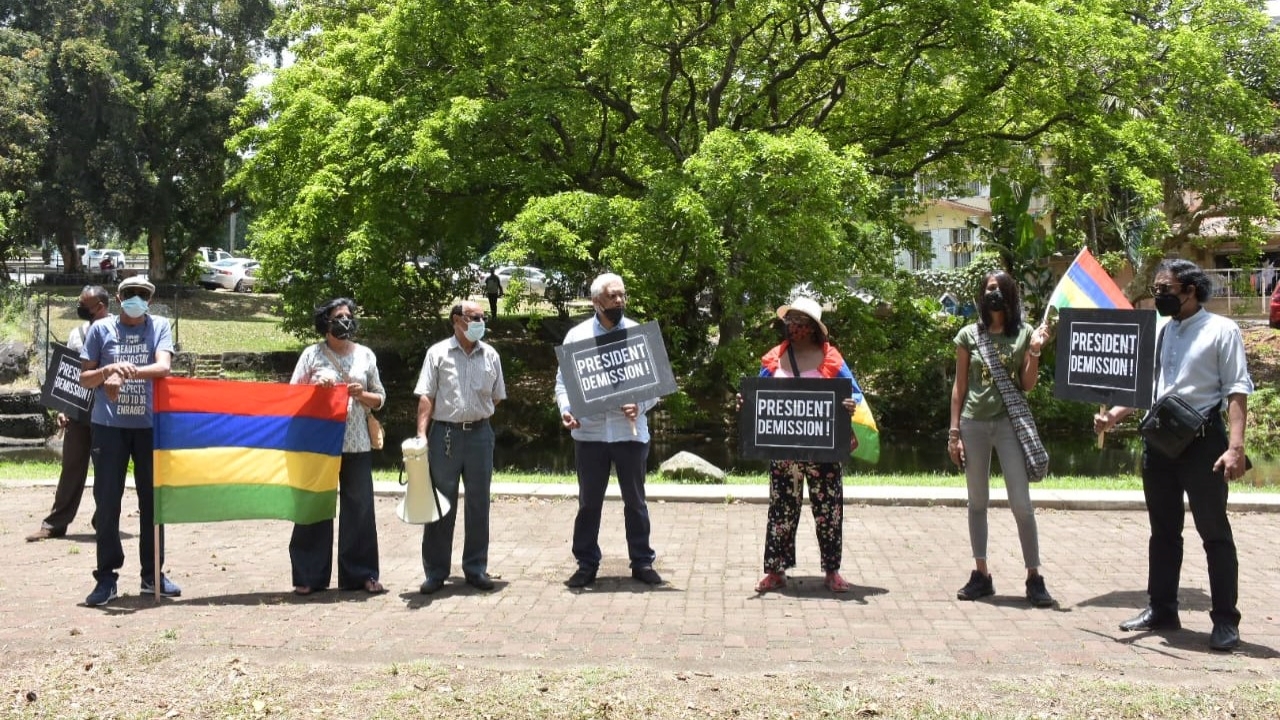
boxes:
[555,273,661,588]
[1096,259,1253,651]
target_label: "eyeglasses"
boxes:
[783,313,813,324]
[457,312,485,322]
[599,291,626,302]
[1148,283,1181,296]
[120,288,151,300]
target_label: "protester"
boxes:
[289,298,387,596]
[554,273,663,588]
[484,269,504,318]
[751,297,863,594]
[78,276,177,606]
[948,271,1054,607]
[27,286,111,542]
[415,299,506,594]
[1095,259,1252,651]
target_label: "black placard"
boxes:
[1052,308,1156,409]
[554,321,677,417]
[739,376,852,462]
[40,342,93,422]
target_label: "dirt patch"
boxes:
[1243,325,1280,387]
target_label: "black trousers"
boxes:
[290,452,379,590]
[43,419,92,531]
[1141,425,1239,626]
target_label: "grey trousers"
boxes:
[421,420,494,581]
[959,416,1041,569]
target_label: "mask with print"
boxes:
[464,321,486,342]
[329,316,355,339]
[982,290,1006,312]
[786,321,815,343]
[120,297,148,319]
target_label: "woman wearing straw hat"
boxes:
[753,297,863,593]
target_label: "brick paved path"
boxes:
[4,484,1278,680]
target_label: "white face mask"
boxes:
[464,321,485,342]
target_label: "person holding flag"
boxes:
[948,271,1054,608]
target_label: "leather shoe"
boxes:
[1119,607,1181,632]
[26,527,65,542]
[632,565,663,585]
[419,577,446,594]
[465,573,495,591]
[1209,622,1240,651]
[564,567,596,588]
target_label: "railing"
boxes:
[1202,268,1274,316]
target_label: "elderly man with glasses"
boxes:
[78,276,178,606]
[414,300,507,594]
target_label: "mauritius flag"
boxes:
[152,378,348,524]
[1046,247,1132,311]
[850,398,881,464]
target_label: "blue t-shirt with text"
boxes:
[81,315,174,428]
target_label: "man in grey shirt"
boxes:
[415,300,506,594]
[1095,259,1253,651]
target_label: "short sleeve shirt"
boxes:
[291,342,385,453]
[954,323,1031,421]
[81,315,174,428]
[414,336,506,423]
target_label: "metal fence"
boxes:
[1203,268,1275,316]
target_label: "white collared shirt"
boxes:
[1155,308,1253,414]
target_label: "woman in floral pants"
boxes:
[754,298,863,594]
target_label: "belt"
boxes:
[436,418,489,431]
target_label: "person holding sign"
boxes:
[78,276,177,606]
[948,271,1054,608]
[415,300,506,594]
[555,273,663,588]
[1094,260,1252,651]
[289,298,387,596]
[27,286,111,542]
[752,298,862,594]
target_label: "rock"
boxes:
[0,341,31,384]
[658,451,726,483]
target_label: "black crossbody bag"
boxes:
[1139,326,1209,459]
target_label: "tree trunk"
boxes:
[55,226,78,273]
[147,224,167,281]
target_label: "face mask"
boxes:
[983,290,1006,312]
[76,304,94,321]
[464,321,486,342]
[120,297,148,318]
[1154,292,1183,317]
[329,316,355,339]
[786,322,814,343]
[600,306,624,326]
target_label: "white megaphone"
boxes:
[398,436,449,524]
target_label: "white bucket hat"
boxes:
[776,296,827,337]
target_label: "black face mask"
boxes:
[329,316,356,339]
[600,306,624,326]
[1154,292,1184,317]
[983,290,1006,312]
[76,304,94,322]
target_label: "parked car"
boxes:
[50,244,89,269]
[1271,281,1280,329]
[196,246,236,265]
[494,265,547,296]
[200,258,260,292]
[86,249,127,270]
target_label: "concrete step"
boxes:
[0,389,43,415]
[0,413,51,440]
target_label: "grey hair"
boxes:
[589,273,625,299]
[81,285,110,306]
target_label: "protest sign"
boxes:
[1052,308,1155,409]
[554,321,677,417]
[40,342,93,422]
[739,376,852,462]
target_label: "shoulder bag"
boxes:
[319,344,384,450]
[974,326,1049,481]
[1139,326,1207,459]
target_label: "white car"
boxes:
[494,266,547,296]
[50,244,89,269]
[199,258,260,292]
[86,249,127,271]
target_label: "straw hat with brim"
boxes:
[117,275,156,297]
[776,296,828,337]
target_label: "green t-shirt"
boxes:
[954,323,1031,420]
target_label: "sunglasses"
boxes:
[783,314,814,324]
[1148,283,1181,296]
[120,288,151,300]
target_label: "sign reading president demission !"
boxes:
[555,321,677,417]
[40,342,93,422]
[739,377,852,462]
[1053,308,1156,409]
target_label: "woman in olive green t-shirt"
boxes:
[947,271,1053,608]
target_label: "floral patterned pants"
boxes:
[763,460,844,573]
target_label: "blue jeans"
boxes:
[572,440,655,571]
[91,424,164,583]
[421,420,494,581]
[290,452,379,590]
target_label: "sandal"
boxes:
[293,585,314,596]
[364,578,387,595]
[755,572,787,593]
[824,571,852,593]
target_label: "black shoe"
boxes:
[1119,607,1181,632]
[632,565,663,585]
[419,577,446,594]
[1025,575,1054,608]
[1209,622,1240,651]
[465,573,495,591]
[564,567,596,588]
[956,570,994,600]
